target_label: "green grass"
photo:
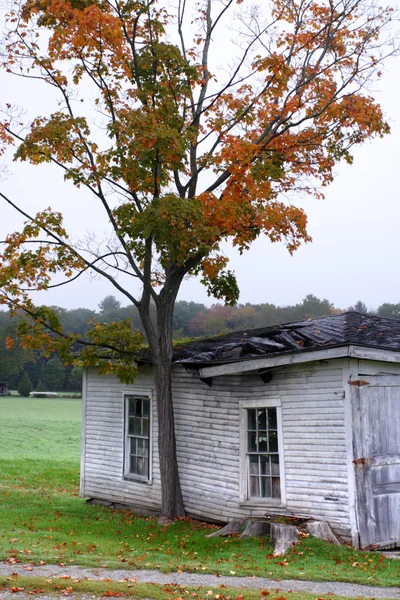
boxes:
[1,397,400,588]
[0,397,81,461]
[2,576,397,600]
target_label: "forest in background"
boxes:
[1,294,399,392]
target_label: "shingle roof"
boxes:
[174,312,400,365]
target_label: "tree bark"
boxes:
[139,274,186,521]
[207,518,248,537]
[154,355,185,520]
[270,523,299,556]
[240,519,270,538]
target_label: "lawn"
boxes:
[1,397,400,590]
[1,577,394,600]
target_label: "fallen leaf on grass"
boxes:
[10,587,25,593]
[60,575,71,579]
[62,587,73,596]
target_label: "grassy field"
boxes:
[1,397,400,591]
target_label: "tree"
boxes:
[69,365,83,391]
[36,379,45,392]
[98,295,121,315]
[293,295,334,320]
[42,357,65,390]
[377,303,400,319]
[173,301,206,337]
[0,310,35,380]
[0,0,397,520]
[18,371,32,397]
[348,300,371,314]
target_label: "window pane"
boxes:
[257,409,266,430]
[134,417,142,435]
[130,437,137,456]
[137,456,145,475]
[128,399,135,417]
[269,431,278,452]
[258,433,268,452]
[142,399,150,417]
[260,455,270,475]
[271,454,280,475]
[249,476,259,497]
[130,455,137,473]
[248,409,257,430]
[272,477,281,498]
[143,439,149,458]
[268,408,277,430]
[261,477,271,498]
[249,455,259,475]
[135,398,142,416]
[248,432,257,452]
[143,418,149,436]
[128,417,135,436]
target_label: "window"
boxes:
[125,395,151,481]
[247,407,280,498]
[240,399,285,504]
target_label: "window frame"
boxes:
[124,393,153,484]
[239,397,286,506]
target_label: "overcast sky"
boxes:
[1,5,399,313]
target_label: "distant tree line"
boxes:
[1,294,398,391]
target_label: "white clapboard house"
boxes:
[80,312,400,550]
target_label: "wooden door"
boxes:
[353,377,400,549]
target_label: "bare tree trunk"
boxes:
[154,354,185,520]
[140,277,185,521]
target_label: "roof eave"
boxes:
[196,344,400,379]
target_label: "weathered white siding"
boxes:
[81,365,161,511]
[81,358,352,540]
[172,360,351,540]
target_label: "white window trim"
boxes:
[123,390,153,484]
[239,397,286,506]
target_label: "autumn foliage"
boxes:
[0,0,397,517]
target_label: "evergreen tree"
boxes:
[43,358,65,391]
[18,372,32,397]
[36,380,45,392]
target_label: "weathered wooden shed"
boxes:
[80,312,400,550]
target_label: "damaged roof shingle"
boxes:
[173,312,400,365]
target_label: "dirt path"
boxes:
[1,562,400,600]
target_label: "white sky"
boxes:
[0,4,399,313]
